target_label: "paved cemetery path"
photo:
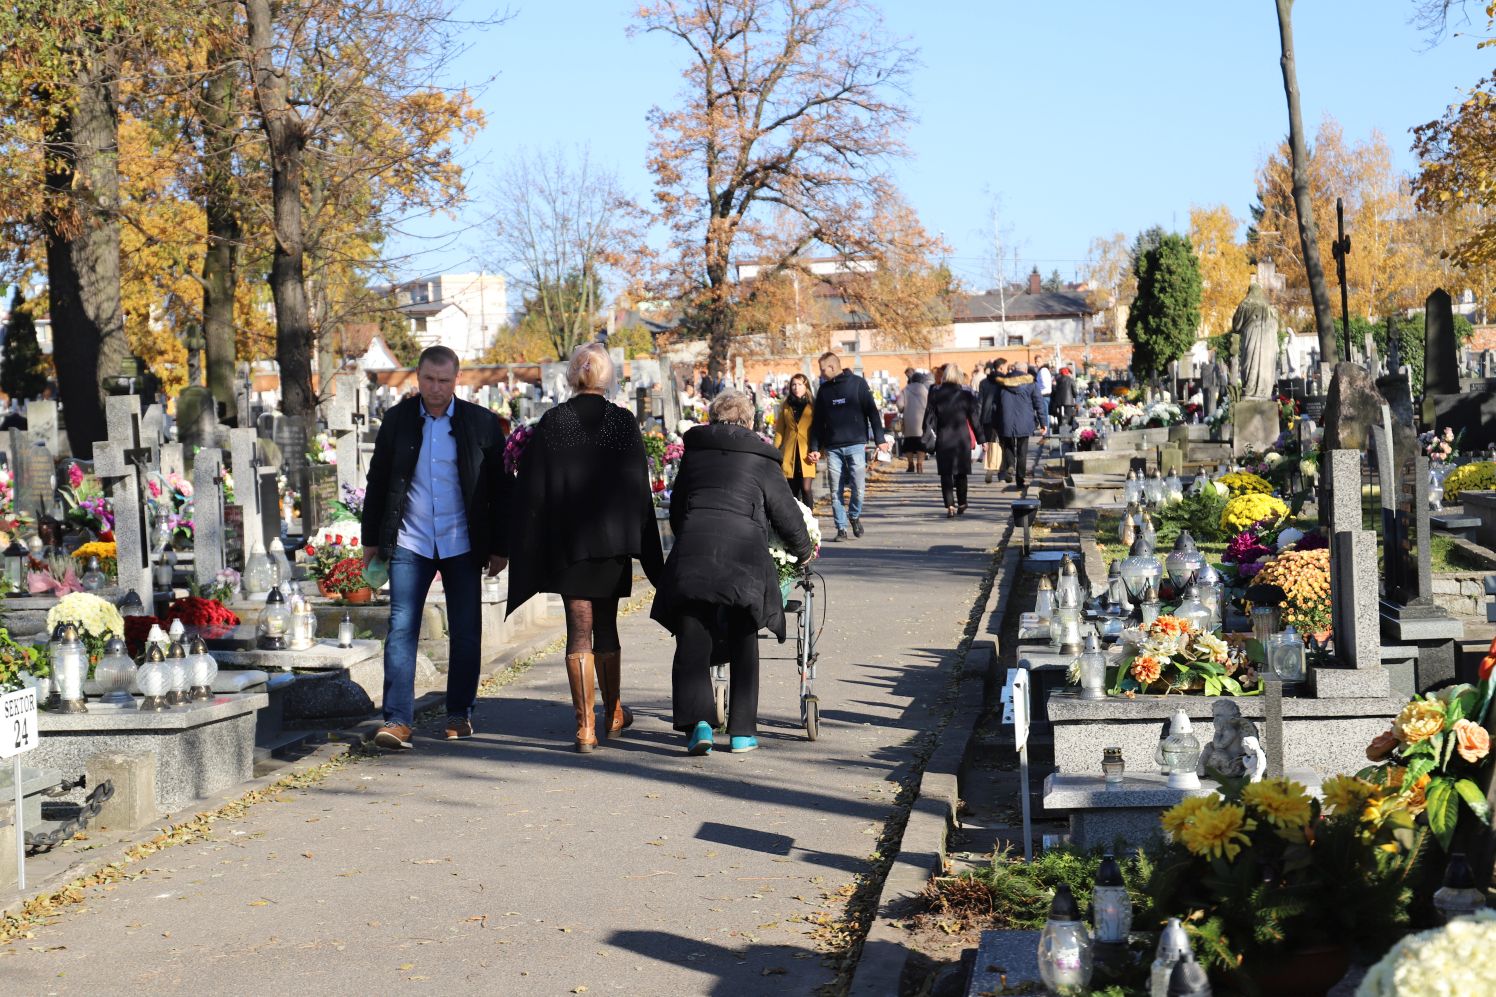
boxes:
[1,470,1016,996]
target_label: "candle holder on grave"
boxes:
[256,587,291,650]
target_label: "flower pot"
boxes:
[318,579,335,598]
[1245,944,1350,997]
[342,587,373,604]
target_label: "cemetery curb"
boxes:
[847,534,1018,995]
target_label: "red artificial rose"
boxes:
[305,545,316,556]
[350,538,358,547]
[334,535,344,545]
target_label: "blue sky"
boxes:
[392,0,1495,295]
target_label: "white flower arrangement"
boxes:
[46,592,125,640]
[768,501,822,583]
[1357,911,1496,996]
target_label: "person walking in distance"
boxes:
[1050,365,1077,432]
[976,359,1004,484]
[896,367,931,474]
[992,361,1046,493]
[807,352,888,542]
[924,363,983,518]
[1036,362,1054,433]
[508,344,664,752]
[773,372,817,507]
[362,346,509,749]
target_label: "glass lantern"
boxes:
[1056,554,1081,608]
[1106,561,1131,615]
[1052,587,1084,655]
[51,622,88,713]
[1195,564,1224,630]
[287,585,315,650]
[1267,626,1306,682]
[94,636,137,707]
[1037,883,1093,994]
[338,610,355,648]
[1151,918,1190,997]
[1123,470,1143,506]
[138,644,171,711]
[1117,504,1138,547]
[1164,471,1184,504]
[1251,605,1281,648]
[1035,575,1055,622]
[1166,951,1212,997]
[165,640,190,706]
[269,538,294,594]
[187,635,217,701]
[81,555,107,592]
[1102,747,1125,785]
[1139,577,1162,627]
[1078,632,1107,700]
[1164,532,1205,591]
[256,587,291,650]
[1119,536,1163,618]
[1156,708,1202,790]
[153,546,177,590]
[118,589,147,619]
[1174,584,1213,634]
[3,537,27,592]
[1092,853,1133,944]
[1434,852,1487,922]
[1137,509,1157,552]
[167,617,186,644]
[243,541,274,598]
[1143,469,1166,506]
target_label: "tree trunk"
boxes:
[199,15,241,424]
[44,49,126,461]
[243,0,315,425]
[1275,0,1338,365]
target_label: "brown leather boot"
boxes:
[565,653,598,753]
[594,650,633,739]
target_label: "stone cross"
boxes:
[228,427,275,555]
[327,372,368,498]
[93,398,154,599]
[191,447,227,587]
[158,442,185,480]
[1363,332,1381,375]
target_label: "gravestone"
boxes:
[1322,362,1386,453]
[158,442,185,480]
[1428,289,1496,451]
[175,385,218,451]
[92,401,153,599]
[228,428,276,554]
[1424,289,1460,399]
[326,371,369,498]
[1320,448,1386,691]
[191,448,227,587]
[142,403,165,451]
[1201,361,1218,419]
[25,400,57,452]
[9,430,54,517]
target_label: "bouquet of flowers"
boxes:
[769,501,822,584]
[331,483,364,522]
[1076,428,1098,450]
[1419,426,1459,464]
[165,595,240,634]
[199,567,240,604]
[0,627,39,693]
[145,471,196,544]
[71,540,118,579]
[323,556,370,597]
[27,554,82,596]
[1358,911,1496,996]
[1111,614,1256,696]
[503,424,534,476]
[307,432,337,465]
[59,463,115,538]
[1219,492,1289,533]
[1360,681,1493,851]
[304,535,362,581]
[1442,460,1496,503]
[1249,546,1332,636]
[0,465,14,519]
[46,592,125,664]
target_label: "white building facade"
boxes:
[393,272,506,361]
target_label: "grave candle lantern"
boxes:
[1144,469,1166,506]
[1077,632,1107,701]
[256,587,291,650]
[1055,554,1081,608]
[338,610,355,648]
[1156,708,1201,790]
[165,640,190,706]
[1267,626,1305,682]
[243,541,274,598]
[1150,918,1190,997]
[1119,537,1163,620]
[118,589,146,619]
[1166,951,1212,997]
[1036,884,1092,994]
[1195,564,1224,630]
[1106,561,1131,615]
[1091,853,1132,944]
[94,636,137,706]
[1052,586,1084,656]
[1137,509,1157,552]
[52,622,88,713]
[81,555,107,592]
[1164,532,1205,591]
[1123,470,1143,506]
[3,537,28,591]
[1174,584,1212,634]
[1433,852,1486,923]
[1102,747,1125,785]
[187,635,217,701]
[1139,578,1162,627]
[1035,575,1055,622]
[138,644,171,711]
[1164,471,1184,503]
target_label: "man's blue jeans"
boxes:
[825,444,866,531]
[383,547,482,727]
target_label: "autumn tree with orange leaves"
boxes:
[635,0,929,375]
[1188,205,1252,338]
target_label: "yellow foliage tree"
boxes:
[1083,232,1134,341]
[1188,205,1252,338]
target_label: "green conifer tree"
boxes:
[1126,233,1202,378]
[1,295,49,401]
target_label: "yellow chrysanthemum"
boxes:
[1220,471,1273,496]
[1220,493,1290,533]
[1161,795,1218,839]
[1178,803,1256,861]
[1241,778,1313,829]
[1321,775,1381,816]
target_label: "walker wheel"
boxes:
[713,683,728,729]
[803,695,819,741]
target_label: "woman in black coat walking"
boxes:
[923,364,984,518]
[509,343,664,752]
[652,391,815,755]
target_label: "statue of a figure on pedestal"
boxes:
[1198,700,1260,780]
[1232,280,1280,400]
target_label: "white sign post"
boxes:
[1010,667,1033,862]
[1,687,38,891]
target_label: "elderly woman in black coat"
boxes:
[652,390,815,756]
[923,363,983,518]
[509,343,664,753]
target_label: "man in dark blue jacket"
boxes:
[990,362,1046,492]
[807,352,888,541]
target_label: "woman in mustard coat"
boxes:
[774,373,817,507]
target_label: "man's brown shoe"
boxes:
[372,722,413,750]
[444,716,473,740]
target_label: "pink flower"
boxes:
[68,463,84,488]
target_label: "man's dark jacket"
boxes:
[991,372,1045,439]
[360,395,509,560]
[810,370,882,451]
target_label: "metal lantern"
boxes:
[1166,950,1212,997]
[256,587,291,650]
[138,644,171,711]
[1091,853,1133,944]
[243,541,274,598]
[1102,747,1125,786]
[1037,883,1093,994]
[1156,708,1202,790]
[51,622,88,713]
[1174,584,1213,634]
[1164,532,1205,591]
[1267,625,1306,682]
[94,636,137,707]
[187,635,217,701]
[1078,632,1107,701]
[81,555,107,592]
[3,537,28,591]
[1434,852,1487,923]
[165,640,190,706]
[1035,575,1055,622]
[1151,918,1191,997]
[118,589,147,619]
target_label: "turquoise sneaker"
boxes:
[687,721,714,756]
[729,736,758,753]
